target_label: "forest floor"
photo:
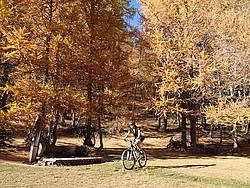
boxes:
[0,119,250,187]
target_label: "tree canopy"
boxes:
[1,0,249,151]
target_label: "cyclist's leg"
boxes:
[134,139,142,150]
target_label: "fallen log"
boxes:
[38,144,89,158]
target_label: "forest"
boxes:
[0,0,250,161]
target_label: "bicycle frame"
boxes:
[121,139,147,170]
[126,140,140,159]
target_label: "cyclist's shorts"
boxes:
[138,136,145,142]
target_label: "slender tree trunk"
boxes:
[177,113,181,128]
[84,0,95,147]
[219,125,223,145]
[163,116,168,132]
[41,0,54,118]
[98,85,104,150]
[51,109,59,146]
[209,124,214,138]
[29,116,43,163]
[201,116,207,130]
[0,63,10,111]
[244,121,250,134]
[157,117,161,130]
[181,113,187,151]
[233,124,238,153]
[71,112,76,127]
[98,115,103,150]
[190,115,197,154]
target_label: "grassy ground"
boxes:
[1,156,250,188]
[0,120,250,188]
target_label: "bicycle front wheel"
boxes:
[138,150,147,167]
[121,149,135,170]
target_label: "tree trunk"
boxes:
[71,112,76,127]
[84,115,92,146]
[0,63,11,111]
[163,116,168,132]
[41,0,54,118]
[84,0,95,147]
[232,124,238,153]
[201,116,207,130]
[98,115,103,151]
[190,115,197,154]
[177,113,181,128]
[51,110,59,146]
[209,124,214,138]
[181,113,187,151]
[157,117,161,130]
[29,116,43,163]
[219,125,223,145]
[244,121,250,134]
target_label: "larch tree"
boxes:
[0,0,19,139]
[77,0,135,148]
[0,0,34,128]
[1,0,135,150]
[138,0,249,152]
[138,0,213,152]
[200,0,250,151]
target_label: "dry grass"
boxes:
[0,121,250,188]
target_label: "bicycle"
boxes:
[121,140,147,170]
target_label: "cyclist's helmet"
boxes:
[129,121,135,125]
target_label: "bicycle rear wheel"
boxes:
[121,149,135,170]
[138,150,147,167]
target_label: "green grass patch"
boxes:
[0,162,250,188]
[172,174,250,187]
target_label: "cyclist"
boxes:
[124,121,144,151]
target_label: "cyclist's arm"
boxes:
[124,129,131,140]
[136,128,141,139]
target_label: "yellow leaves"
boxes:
[0,101,37,128]
[1,26,38,60]
[0,82,22,95]
[0,0,15,26]
[153,94,188,116]
[204,98,250,126]
[104,87,123,104]
[104,87,113,96]
[0,80,90,127]
[140,0,250,120]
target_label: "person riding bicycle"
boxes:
[124,121,144,151]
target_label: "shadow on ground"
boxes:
[142,164,217,170]
[93,146,250,161]
[0,145,30,163]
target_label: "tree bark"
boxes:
[39,145,89,157]
[157,117,161,130]
[51,110,59,146]
[29,116,43,163]
[0,63,10,110]
[190,115,197,153]
[98,115,103,151]
[181,113,187,151]
[163,116,168,132]
[84,0,95,147]
[232,124,238,153]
